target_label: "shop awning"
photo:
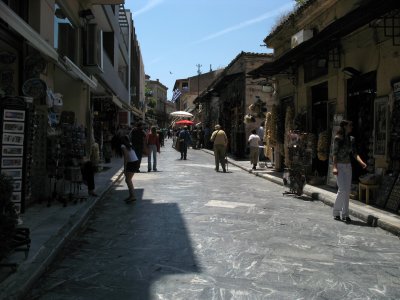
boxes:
[112,95,123,108]
[112,95,143,116]
[0,2,58,61]
[63,57,97,89]
[194,72,242,104]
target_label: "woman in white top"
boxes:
[119,135,139,202]
[248,129,261,170]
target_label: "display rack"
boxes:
[283,131,311,196]
[45,114,87,206]
[0,96,33,214]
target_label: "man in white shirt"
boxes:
[248,129,261,170]
[257,123,266,161]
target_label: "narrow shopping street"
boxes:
[24,139,400,300]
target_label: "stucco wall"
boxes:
[55,67,88,126]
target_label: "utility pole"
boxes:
[196,64,202,97]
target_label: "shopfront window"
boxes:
[54,4,77,63]
[347,71,376,181]
[311,82,328,134]
[304,57,328,83]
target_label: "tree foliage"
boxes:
[294,0,307,7]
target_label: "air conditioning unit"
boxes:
[83,24,103,74]
[291,29,313,49]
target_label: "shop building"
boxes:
[195,52,274,158]
[251,0,400,211]
[0,1,144,212]
[171,70,224,128]
[145,77,168,127]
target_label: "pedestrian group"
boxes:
[109,119,367,226]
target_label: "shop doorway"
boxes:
[311,82,328,176]
[346,71,376,181]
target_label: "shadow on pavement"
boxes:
[27,189,200,299]
[347,220,371,227]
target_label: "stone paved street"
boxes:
[27,139,400,300]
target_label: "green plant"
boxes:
[148,98,156,108]
[294,0,308,6]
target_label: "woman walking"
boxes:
[332,120,366,223]
[117,135,139,202]
[146,126,160,172]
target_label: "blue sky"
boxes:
[125,0,296,99]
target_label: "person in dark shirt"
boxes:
[178,126,192,160]
[332,120,367,223]
[129,121,146,172]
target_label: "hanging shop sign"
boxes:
[22,78,47,98]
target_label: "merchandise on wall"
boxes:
[30,106,48,201]
[385,174,400,212]
[0,96,34,214]
[326,114,344,187]
[390,80,400,170]
[45,110,87,204]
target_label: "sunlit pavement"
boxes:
[22,139,400,300]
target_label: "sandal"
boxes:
[124,196,137,203]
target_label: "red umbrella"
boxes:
[175,120,194,126]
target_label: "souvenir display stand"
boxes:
[61,121,87,204]
[0,96,34,214]
[282,131,312,196]
[0,96,32,270]
[46,112,88,206]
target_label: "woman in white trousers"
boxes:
[332,120,367,223]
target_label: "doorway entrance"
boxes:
[346,71,376,181]
[311,82,328,176]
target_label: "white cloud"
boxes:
[193,3,294,44]
[133,0,164,17]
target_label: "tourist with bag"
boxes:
[115,135,139,202]
[129,121,146,172]
[210,124,228,172]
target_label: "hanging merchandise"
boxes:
[243,114,256,124]
[282,130,307,196]
[269,105,278,146]
[248,97,267,118]
[263,112,273,160]
[45,119,87,206]
[46,89,63,111]
[317,130,329,161]
[284,106,294,167]
[30,107,49,202]
[22,78,47,99]
[0,96,34,213]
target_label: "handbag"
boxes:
[173,138,181,152]
[142,143,149,156]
